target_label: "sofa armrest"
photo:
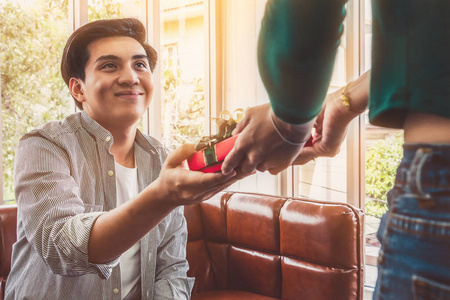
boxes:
[0,204,18,300]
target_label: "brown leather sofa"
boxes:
[0,205,17,300]
[184,192,364,300]
[0,192,364,300]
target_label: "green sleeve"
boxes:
[258,0,347,124]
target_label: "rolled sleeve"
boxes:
[154,206,194,299]
[258,0,348,124]
[55,212,120,279]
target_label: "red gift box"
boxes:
[188,135,239,173]
[187,134,315,173]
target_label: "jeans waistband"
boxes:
[395,144,450,199]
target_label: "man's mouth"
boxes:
[115,90,144,96]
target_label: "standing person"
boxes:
[5,18,243,300]
[222,1,450,299]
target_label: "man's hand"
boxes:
[155,144,247,207]
[221,103,313,176]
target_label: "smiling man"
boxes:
[5,18,243,300]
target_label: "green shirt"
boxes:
[258,0,450,128]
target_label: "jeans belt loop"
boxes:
[407,148,433,200]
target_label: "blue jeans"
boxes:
[373,144,450,300]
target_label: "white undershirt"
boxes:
[115,162,140,299]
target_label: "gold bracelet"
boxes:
[340,82,364,113]
[341,83,352,111]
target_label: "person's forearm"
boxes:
[331,70,370,121]
[88,180,176,264]
[258,0,348,125]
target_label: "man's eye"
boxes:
[135,62,147,68]
[101,63,116,69]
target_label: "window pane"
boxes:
[160,0,207,151]
[88,0,146,22]
[364,126,403,296]
[1,0,71,203]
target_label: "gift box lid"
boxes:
[187,134,239,173]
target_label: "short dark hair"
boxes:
[61,18,158,109]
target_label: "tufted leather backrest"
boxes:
[0,205,17,300]
[185,192,364,300]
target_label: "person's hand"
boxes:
[221,103,313,176]
[292,71,370,165]
[292,90,363,165]
[155,143,247,207]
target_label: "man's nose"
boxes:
[118,67,140,85]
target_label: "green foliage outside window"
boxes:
[162,59,206,151]
[1,1,70,201]
[365,134,404,218]
[88,0,122,21]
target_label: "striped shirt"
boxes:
[5,111,194,300]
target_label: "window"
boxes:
[159,0,208,150]
[163,43,179,74]
[1,0,71,203]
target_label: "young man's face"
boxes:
[72,36,153,129]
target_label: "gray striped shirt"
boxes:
[5,111,194,299]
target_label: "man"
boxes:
[5,18,243,300]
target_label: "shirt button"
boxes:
[113,288,119,295]
[108,170,114,177]
[106,136,111,142]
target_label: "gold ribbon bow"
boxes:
[195,108,246,151]
[211,108,245,123]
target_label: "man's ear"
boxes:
[69,78,86,103]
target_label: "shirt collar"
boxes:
[80,110,113,144]
[79,110,165,156]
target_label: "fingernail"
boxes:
[222,169,235,178]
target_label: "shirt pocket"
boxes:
[83,204,103,213]
[413,274,450,300]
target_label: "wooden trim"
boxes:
[147,0,162,139]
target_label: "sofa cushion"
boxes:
[185,192,364,300]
